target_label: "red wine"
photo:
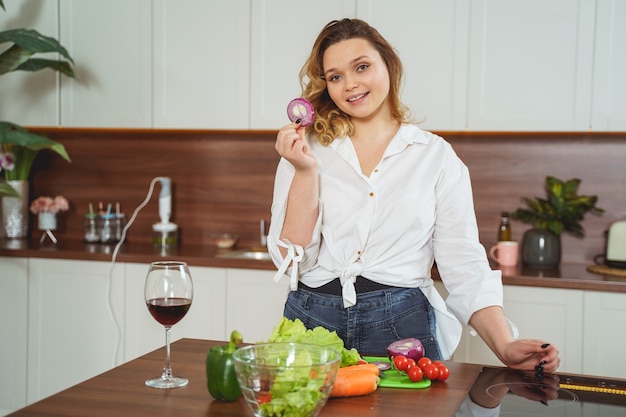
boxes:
[147,297,192,326]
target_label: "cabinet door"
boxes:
[27,259,124,403]
[124,263,227,362]
[152,0,250,129]
[225,269,290,343]
[467,0,596,130]
[59,0,153,127]
[249,0,356,129]
[452,286,584,374]
[0,1,60,126]
[583,292,626,379]
[591,0,626,130]
[0,257,28,415]
[357,0,469,130]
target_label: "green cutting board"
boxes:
[363,356,431,389]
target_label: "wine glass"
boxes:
[144,261,193,388]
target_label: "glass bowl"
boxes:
[233,342,341,417]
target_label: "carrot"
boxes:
[337,363,380,376]
[329,365,379,397]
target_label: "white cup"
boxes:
[489,241,519,267]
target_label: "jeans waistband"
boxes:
[298,277,394,295]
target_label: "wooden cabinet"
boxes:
[0,257,28,415]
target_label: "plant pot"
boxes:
[1,180,29,239]
[38,212,57,231]
[521,228,561,267]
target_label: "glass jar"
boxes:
[84,213,99,242]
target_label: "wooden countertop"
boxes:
[6,338,483,417]
[2,238,626,292]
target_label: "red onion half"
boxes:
[387,338,424,361]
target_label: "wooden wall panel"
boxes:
[25,128,626,263]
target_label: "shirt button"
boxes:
[369,192,374,197]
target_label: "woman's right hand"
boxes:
[275,121,317,172]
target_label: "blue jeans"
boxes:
[283,286,443,360]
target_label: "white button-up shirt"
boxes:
[268,124,504,359]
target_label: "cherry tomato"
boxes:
[393,355,410,372]
[405,358,416,370]
[437,364,450,381]
[417,357,432,370]
[432,360,445,368]
[423,363,440,380]
[407,366,424,382]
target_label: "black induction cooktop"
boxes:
[457,366,626,416]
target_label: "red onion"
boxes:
[287,98,315,127]
[387,338,424,361]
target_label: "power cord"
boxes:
[107,177,163,366]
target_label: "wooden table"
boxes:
[7,338,483,417]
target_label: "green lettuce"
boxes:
[266,317,361,367]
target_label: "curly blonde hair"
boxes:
[300,18,410,145]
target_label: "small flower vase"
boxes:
[37,212,58,244]
[38,212,57,231]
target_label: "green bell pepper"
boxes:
[206,330,243,401]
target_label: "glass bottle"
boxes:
[497,211,512,241]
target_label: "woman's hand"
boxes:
[469,306,561,373]
[275,121,317,172]
[499,339,561,373]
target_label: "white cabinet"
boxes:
[59,0,153,127]
[123,263,227,362]
[249,0,357,129]
[225,268,290,343]
[152,0,251,129]
[467,0,596,130]
[451,285,585,375]
[358,0,469,130]
[27,259,124,403]
[3,1,626,130]
[0,257,28,415]
[582,291,626,379]
[591,0,626,130]
[0,1,60,127]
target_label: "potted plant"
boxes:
[511,176,604,267]
[0,0,75,237]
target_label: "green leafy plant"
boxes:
[511,176,604,237]
[0,0,75,197]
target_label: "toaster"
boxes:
[606,220,626,269]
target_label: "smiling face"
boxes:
[322,38,392,123]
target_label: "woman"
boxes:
[267,18,560,372]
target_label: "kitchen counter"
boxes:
[6,338,482,417]
[2,238,626,292]
[8,338,626,417]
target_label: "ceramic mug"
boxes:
[489,241,519,267]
